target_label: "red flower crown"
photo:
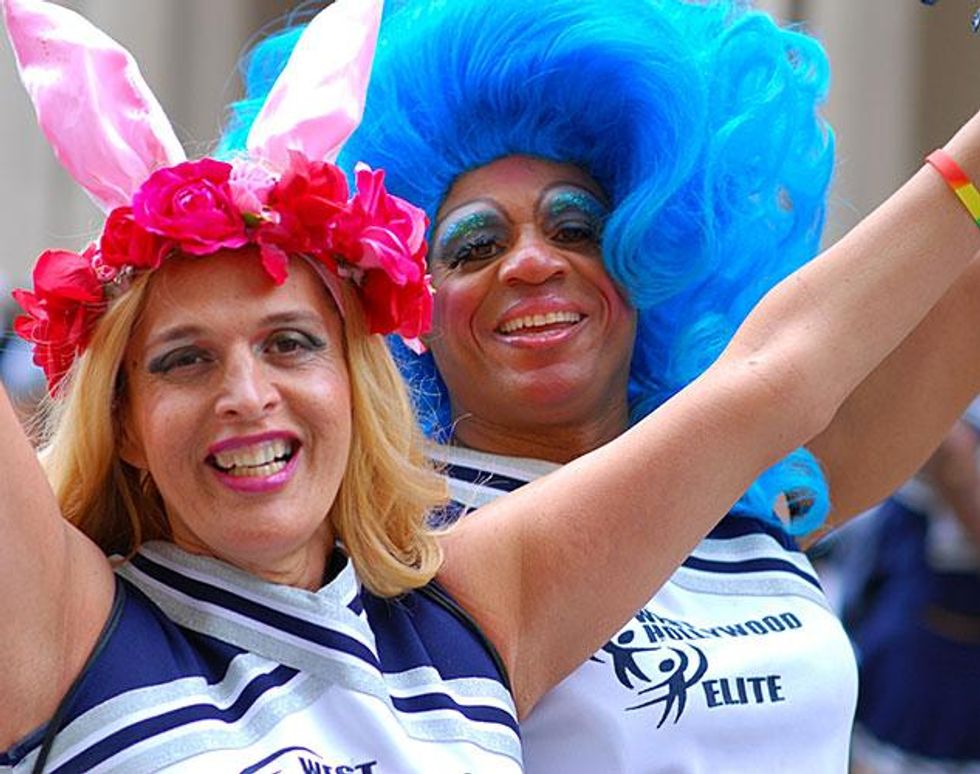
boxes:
[14,153,433,394]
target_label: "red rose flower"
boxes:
[358,270,433,342]
[267,153,350,252]
[323,166,432,339]
[13,246,106,393]
[332,167,427,282]
[100,206,173,272]
[132,159,248,256]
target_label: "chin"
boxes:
[513,369,598,404]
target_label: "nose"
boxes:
[213,345,280,421]
[497,227,567,286]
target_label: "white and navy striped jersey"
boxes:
[1,542,521,773]
[430,444,858,774]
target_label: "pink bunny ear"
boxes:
[246,0,383,171]
[2,0,186,212]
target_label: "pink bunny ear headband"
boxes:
[2,0,432,395]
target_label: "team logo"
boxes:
[591,629,708,727]
[589,608,803,725]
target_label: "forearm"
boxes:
[725,117,980,444]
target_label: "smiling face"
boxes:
[429,156,636,459]
[120,250,352,587]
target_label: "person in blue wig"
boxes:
[222,0,980,770]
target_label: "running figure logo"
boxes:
[591,630,708,727]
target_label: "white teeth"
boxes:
[224,459,289,478]
[498,311,582,334]
[213,439,292,472]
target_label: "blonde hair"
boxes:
[37,263,446,597]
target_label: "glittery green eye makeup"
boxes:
[433,206,507,268]
[546,187,608,220]
[541,186,608,245]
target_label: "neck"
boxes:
[450,401,630,463]
[171,521,334,592]
[242,548,332,591]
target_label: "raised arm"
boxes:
[0,386,114,747]
[437,114,980,716]
[807,114,980,527]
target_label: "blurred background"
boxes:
[0,0,978,400]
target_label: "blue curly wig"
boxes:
[221,0,835,534]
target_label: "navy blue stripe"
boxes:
[53,665,299,773]
[132,555,516,718]
[682,556,822,590]
[441,463,527,493]
[393,692,520,735]
[429,501,466,527]
[709,510,799,551]
[131,554,380,668]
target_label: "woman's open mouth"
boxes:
[205,435,301,491]
[208,437,296,477]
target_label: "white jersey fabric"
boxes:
[1,542,521,773]
[430,444,858,774]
